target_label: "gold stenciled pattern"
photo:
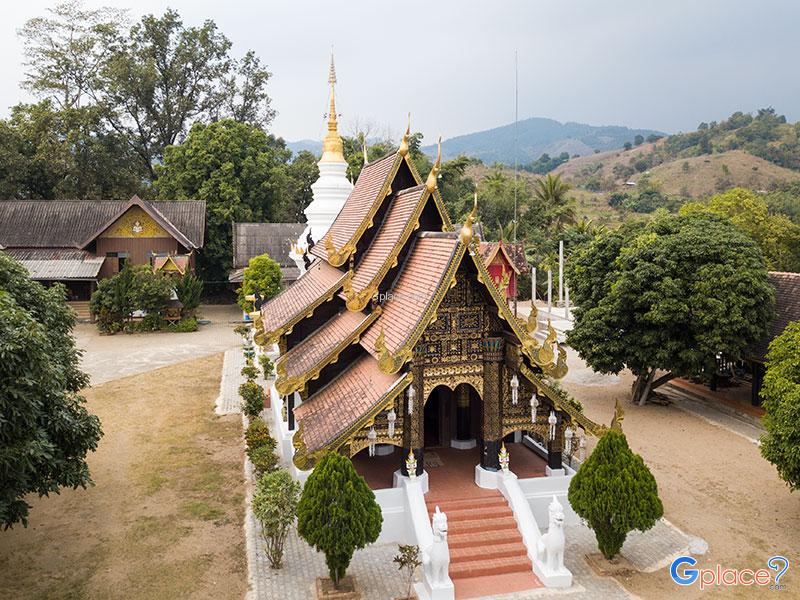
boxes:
[100,206,170,238]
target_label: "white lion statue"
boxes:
[424,506,450,586]
[537,495,566,573]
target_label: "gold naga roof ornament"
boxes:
[398,113,411,157]
[536,320,558,365]
[320,51,346,164]
[610,398,625,431]
[374,326,412,374]
[459,192,479,245]
[361,133,369,166]
[425,137,442,193]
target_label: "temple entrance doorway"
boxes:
[422,383,487,500]
[423,383,481,450]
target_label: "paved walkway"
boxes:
[74,304,242,385]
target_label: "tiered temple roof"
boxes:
[257,137,594,469]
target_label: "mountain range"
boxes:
[286,117,664,166]
[421,117,664,165]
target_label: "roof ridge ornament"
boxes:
[398,113,411,157]
[459,192,478,245]
[425,136,442,192]
[611,398,625,431]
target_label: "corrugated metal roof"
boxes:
[14,257,105,280]
[232,222,305,269]
[0,199,205,249]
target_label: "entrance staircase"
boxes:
[426,491,534,580]
[68,301,92,322]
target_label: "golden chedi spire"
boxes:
[398,113,411,157]
[425,136,442,192]
[320,51,346,164]
[459,191,478,245]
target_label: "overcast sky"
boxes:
[1,0,798,144]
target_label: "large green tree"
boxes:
[18,0,126,110]
[157,119,311,283]
[681,187,800,272]
[568,429,663,559]
[760,322,800,490]
[20,4,275,180]
[0,101,145,199]
[297,452,382,587]
[567,212,774,405]
[0,251,102,528]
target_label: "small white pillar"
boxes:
[558,240,564,305]
[547,269,552,314]
[532,266,537,302]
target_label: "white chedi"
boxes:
[290,53,353,273]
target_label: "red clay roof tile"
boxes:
[276,309,371,380]
[294,354,402,452]
[311,153,398,261]
[360,234,460,356]
[259,260,345,336]
[348,184,427,294]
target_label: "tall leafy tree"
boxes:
[18,0,126,109]
[0,101,145,199]
[681,187,800,272]
[759,322,800,490]
[157,119,303,283]
[0,251,102,528]
[567,212,774,405]
[297,452,382,587]
[18,4,275,182]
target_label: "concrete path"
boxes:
[74,304,242,385]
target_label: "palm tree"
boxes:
[533,173,572,206]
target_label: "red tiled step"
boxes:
[428,504,513,522]
[450,542,528,564]
[446,516,519,534]
[448,528,524,549]
[426,495,508,513]
[449,555,533,580]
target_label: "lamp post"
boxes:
[510,374,519,405]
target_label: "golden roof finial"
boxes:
[459,191,478,245]
[425,136,442,192]
[320,49,346,164]
[398,113,411,157]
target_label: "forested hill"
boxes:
[419,117,663,165]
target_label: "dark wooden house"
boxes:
[0,196,205,303]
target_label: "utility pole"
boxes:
[558,240,564,306]
[513,50,519,317]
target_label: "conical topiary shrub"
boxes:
[568,429,663,560]
[297,452,383,587]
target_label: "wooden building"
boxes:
[228,222,306,287]
[0,196,205,302]
[254,136,603,479]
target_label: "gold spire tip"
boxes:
[320,50,345,164]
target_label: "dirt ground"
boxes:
[73,304,242,385]
[562,351,800,599]
[0,353,247,600]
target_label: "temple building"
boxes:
[255,130,603,482]
[0,196,205,311]
[229,222,306,287]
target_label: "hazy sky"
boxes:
[1,0,798,144]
